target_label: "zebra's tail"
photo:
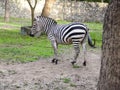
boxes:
[88,34,96,48]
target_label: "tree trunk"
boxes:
[97,0,120,90]
[41,0,56,17]
[101,0,103,3]
[4,0,10,22]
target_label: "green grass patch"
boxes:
[0,29,53,63]
[85,22,103,31]
[70,83,77,87]
[0,17,31,27]
[62,78,71,83]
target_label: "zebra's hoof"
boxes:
[52,58,56,63]
[83,61,86,66]
[51,58,58,64]
[55,59,58,64]
[71,61,76,65]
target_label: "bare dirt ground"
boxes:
[0,48,101,90]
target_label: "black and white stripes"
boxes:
[30,16,95,65]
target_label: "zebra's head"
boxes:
[30,17,43,37]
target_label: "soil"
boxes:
[0,48,101,90]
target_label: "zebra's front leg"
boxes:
[51,41,59,64]
[71,46,80,65]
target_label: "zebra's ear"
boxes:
[34,17,39,22]
[37,16,39,18]
[36,16,40,21]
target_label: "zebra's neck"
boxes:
[37,16,57,35]
[43,24,56,35]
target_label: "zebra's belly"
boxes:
[56,38,82,45]
[55,34,85,45]
[55,38,71,45]
[58,42,72,45]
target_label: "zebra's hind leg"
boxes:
[82,43,87,66]
[52,58,59,64]
[71,45,80,65]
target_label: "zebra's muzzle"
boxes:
[29,33,35,37]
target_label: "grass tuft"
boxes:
[72,65,80,68]
[62,78,71,83]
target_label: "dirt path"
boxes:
[0,49,101,90]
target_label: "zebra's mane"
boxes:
[35,16,57,25]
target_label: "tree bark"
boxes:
[97,0,120,90]
[4,0,10,22]
[41,0,56,17]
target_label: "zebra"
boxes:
[30,16,95,66]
